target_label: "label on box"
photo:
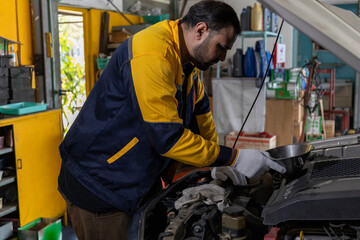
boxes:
[275,89,297,99]
[276,43,286,63]
[306,133,323,142]
[224,131,276,151]
[306,115,322,134]
[266,89,276,99]
[270,69,287,81]
[287,82,297,91]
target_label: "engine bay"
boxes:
[127,136,360,240]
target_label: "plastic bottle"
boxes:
[272,12,278,33]
[9,45,16,67]
[232,48,243,77]
[245,6,252,31]
[251,3,263,31]
[240,8,247,31]
[264,8,272,32]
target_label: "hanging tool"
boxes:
[299,57,320,143]
[320,98,327,139]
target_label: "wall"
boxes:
[0,0,33,66]
[227,0,293,68]
[59,0,123,12]
[295,4,357,81]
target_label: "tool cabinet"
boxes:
[0,109,66,227]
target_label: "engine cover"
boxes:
[262,156,360,225]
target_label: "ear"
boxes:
[194,22,209,40]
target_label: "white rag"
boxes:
[174,184,228,211]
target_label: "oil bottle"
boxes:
[251,3,263,31]
[9,45,17,67]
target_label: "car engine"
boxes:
[127,135,360,240]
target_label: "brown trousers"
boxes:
[66,200,130,240]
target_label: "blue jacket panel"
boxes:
[59,20,232,215]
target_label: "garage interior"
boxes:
[0,0,360,239]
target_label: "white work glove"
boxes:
[232,149,286,178]
[211,166,247,185]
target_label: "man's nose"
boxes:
[219,51,227,61]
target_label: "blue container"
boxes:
[142,14,169,24]
[0,102,47,115]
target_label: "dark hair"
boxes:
[182,0,241,35]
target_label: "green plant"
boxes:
[59,15,86,134]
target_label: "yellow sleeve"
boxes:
[131,55,230,167]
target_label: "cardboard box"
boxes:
[324,120,335,138]
[270,68,287,81]
[267,81,287,90]
[335,85,353,108]
[224,131,276,151]
[266,99,302,146]
[275,88,298,99]
[266,81,301,100]
[322,84,352,109]
[108,31,130,43]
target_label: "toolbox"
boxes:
[0,67,9,77]
[10,88,35,99]
[9,67,32,79]
[9,77,32,89]
[0,88,9,100]
[0,76,9,88]
[0,56,11,68]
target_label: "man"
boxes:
[58,1,285,239]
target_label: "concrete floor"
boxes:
[62,225,78,240]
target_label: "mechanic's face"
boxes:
[192,26,236,71]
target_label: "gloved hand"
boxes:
[232,149,286,178]
[211,166,247,185]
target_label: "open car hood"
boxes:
[258,0,360,72]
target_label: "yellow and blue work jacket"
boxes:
[58,20,233,215]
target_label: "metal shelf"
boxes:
[0,148,13,156]
[0,176,16,188]
[216,31,283,78]
[241,31,279,38]
[239,31,283,51]
[0,203,17,218]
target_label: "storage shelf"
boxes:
[241,31,279,38]
[0,203,17,218]
[0,147,13,156]
[239,31,283,50]
[0,176,16,188]
[216,31,283,78]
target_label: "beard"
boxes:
[192,35,215,71]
